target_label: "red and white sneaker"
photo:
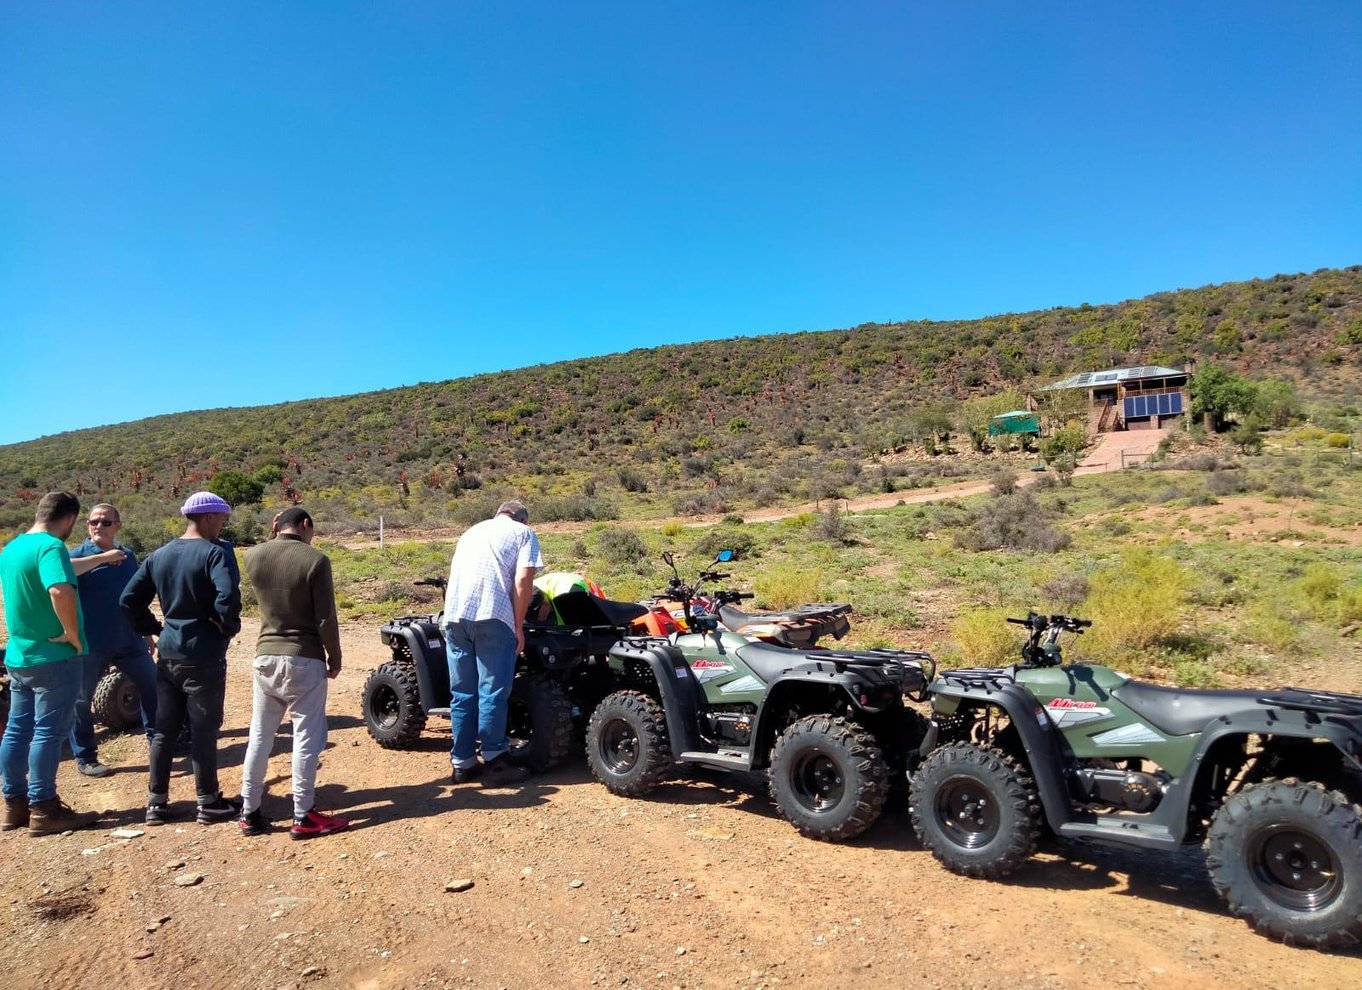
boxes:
[290,808,350,840]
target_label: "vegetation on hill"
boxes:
[0,266,1359,548]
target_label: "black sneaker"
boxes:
[76,760,112,778]
[196,794,241,824]
[450,763,482,784]
[239,808,270,836]
[146,802,173,827]
[481,755,531,787]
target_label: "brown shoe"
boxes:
[27,797,99,836]
[2,796,29,831]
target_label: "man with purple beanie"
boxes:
[120,491,242,826]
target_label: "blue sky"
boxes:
[2,3,1359,446]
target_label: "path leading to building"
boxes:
[1079,427,1172,471]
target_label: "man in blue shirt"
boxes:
[67,502,159,776]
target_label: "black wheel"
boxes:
[585,690,672,796]
[361,662,427,749]
[768,715,888,841]
[910,742,1041,878]
[91,669,142,731]
[1206,778,1362,948]
[506,674,574,771]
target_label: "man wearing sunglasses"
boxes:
[66,503,159,776]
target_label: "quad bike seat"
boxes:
[733,641,802,683]
[546,591,648,627]
[1111,680,1273,736]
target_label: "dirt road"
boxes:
[3,619,1360,990]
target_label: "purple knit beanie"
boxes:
[180,491,232,516]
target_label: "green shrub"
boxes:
[691,525,756,560]
[950,608,1019,666]
[596,526,649,568]
[754,563,824,609]
[1081,549,1191,653]
[954,491,1071,553]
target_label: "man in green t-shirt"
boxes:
[0,491,102,835]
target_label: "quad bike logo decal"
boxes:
[1043,698,1113,727]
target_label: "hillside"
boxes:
[1,266,1359,546]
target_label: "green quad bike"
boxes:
[586,551,935,841]
[909,611,1362,948]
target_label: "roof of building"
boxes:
[990,410,1037,420]
[1040,365,1187,391]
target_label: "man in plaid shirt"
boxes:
[443,500,544,786]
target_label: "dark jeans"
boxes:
[70,643,158,762]
[147,658,226,805]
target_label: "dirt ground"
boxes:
[4,619,1362,990]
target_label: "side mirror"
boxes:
[662,551,674,567]
[716,549,734,562]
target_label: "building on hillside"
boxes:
[1034,365,1189,433]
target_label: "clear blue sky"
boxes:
[2,3,1360,446]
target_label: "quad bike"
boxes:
[586,550,934,841]
[0,647,133,735]
[634,550,853,648]
[909,611,1362,949]
[365,576,647,770]
[89,665,144,730]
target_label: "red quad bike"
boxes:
[635,550,853,649]
[365,577,649,770]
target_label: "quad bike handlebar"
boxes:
[414,577,447,590]
[1010,612,1092,668]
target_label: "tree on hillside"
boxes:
[210,470,265,507]
[1190,365,1259,432]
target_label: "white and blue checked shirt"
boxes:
[443,515,544,632]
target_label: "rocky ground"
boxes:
[3,619,1362,990]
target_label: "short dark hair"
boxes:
[275,507,314,532]
[35,491,80,524]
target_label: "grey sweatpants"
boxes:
[240,654,329,819]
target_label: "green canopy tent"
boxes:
[988,411,1041,437]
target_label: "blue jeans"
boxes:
[445,618,517,768]
[69,643,158,762]
[1,658,82,803]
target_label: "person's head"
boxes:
[35,491,81,540]
[86,502,122,550]
[495,500,530,525]
[180,491,232,540]
[273,507,315,544]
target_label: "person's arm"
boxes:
[71,548,129,576]
[512,565,536,657]
[311,556,343,677]
[120,559,164,637]
[208,546,242,639]
[47,584,83,654]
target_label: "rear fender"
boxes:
[381,621,448,710]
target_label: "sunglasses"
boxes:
[88,519,118,528]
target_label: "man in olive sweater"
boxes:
[238,507,348,839]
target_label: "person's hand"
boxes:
[327,656,342,680]
[515,627,525,657]
[49,629,84,655]
[102,548,127,566]
[145,635,158,659]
